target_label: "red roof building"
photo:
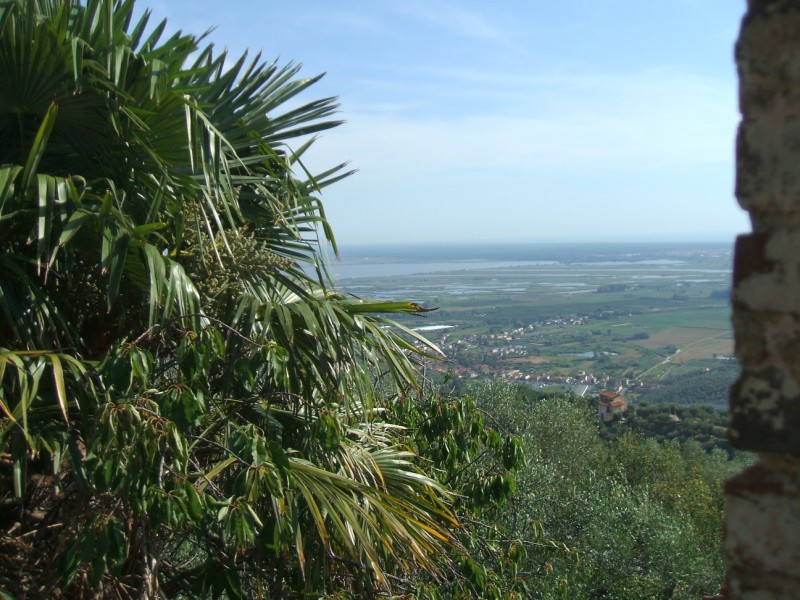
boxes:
[597,390,628,422]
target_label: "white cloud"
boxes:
[389,0,513,44]
[298,9,390,36]
[307,67,736,176]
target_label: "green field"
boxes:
[338,244,737,407]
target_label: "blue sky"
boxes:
[143,1,749,245]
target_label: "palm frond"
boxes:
[0,1,455,596]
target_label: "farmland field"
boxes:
[331,242,737,407]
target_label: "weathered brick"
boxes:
[736,2,800,217]
[736,118,800,218]
[726,458,800,595]
[734,232,800,314]
[731,309,769,368]
[730,368,800,454]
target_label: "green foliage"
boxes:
[645,366,740,408]
[387,384,572,599]
[462,383,740,599]
[604,402,741,455]
[0,1,455,597]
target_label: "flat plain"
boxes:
[334,243,737,407]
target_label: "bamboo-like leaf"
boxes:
[58,207,94,246]
[132,222,167,236]
[142,243,165,327]
[21,102,59,194]
[0,166,22,217]
[0,357,17,426]
[36,174,56,273]
[70,37,87,86]
[12,458,24,500]
[105,229,129,308]
[198,456,238,490]
[48,353,69,424]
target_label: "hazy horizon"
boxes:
[335,234,741,250]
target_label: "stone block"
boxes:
[736,2,800,217]
[738,3,800,114]
[733,309,800,373]
[730,368,800,454]
[736,117,800,218]
[733,232,800,314]
[731,309,769,369]
[726,457,800,597]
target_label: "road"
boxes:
[636,348,680,380]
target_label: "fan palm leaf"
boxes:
[0,1,456,597]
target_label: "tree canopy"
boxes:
[0,0,458,596]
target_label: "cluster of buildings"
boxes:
[419,316,636,421]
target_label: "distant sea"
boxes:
[323,242,733,281]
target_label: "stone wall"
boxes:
[727,1,800,596]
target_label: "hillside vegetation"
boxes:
[453,383,748,598]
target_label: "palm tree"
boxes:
[0,1,455,597]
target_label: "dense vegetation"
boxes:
[0,1,456,596]
[644,366,739,408]
[602,402,734,453]
[463,383,749,598]
[0,1,746,598]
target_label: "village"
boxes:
[415,315,643,420]
[423,315,630,380]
